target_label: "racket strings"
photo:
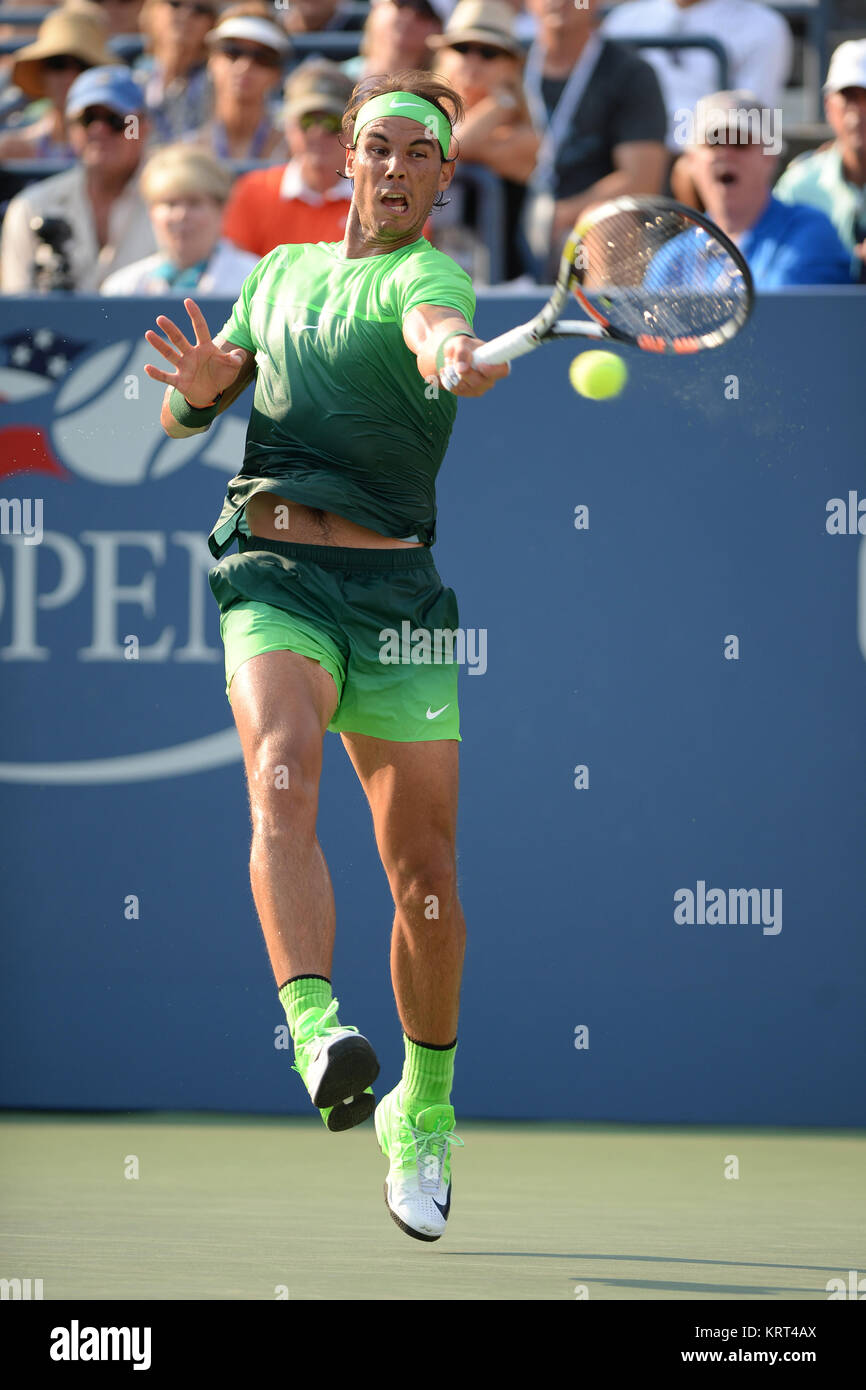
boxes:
[573,206,750,348]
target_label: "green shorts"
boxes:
[209,534,461,742]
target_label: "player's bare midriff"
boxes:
[245,491,424,549]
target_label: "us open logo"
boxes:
[0,325,244,784]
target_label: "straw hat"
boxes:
[12,3,116,101]
[427,0,524,60]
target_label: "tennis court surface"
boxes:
[2,1114,862,1301]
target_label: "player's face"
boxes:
[345,117,454,245]
[825,87,866,156]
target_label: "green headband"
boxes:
[353,91,453,160]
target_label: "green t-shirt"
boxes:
[208,235,475,556]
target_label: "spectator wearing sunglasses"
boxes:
[185,4,292,161]
[0,66,157,291]
[0,3,116,159]
[343,0,443,82]
[134,0,221,145]
[101,143,258,292]
[221,58,353,258]
[429,0,539,280]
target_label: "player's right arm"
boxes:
[144,297,256,438]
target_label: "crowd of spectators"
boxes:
[0,0,863,293]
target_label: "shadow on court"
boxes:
[1,1116,861,1300]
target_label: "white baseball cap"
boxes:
[824,40,866,95]
[206,15,292,57]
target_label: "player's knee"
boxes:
[390,844,457,922]
[247,736,320,833]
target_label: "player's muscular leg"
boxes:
[230,649,340,984]
[341,734,464,1044]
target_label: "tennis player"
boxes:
[145,70,508,1243]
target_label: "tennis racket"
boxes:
[441,194,754,386]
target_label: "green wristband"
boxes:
[169,387,222,427]
[435,330,474,373]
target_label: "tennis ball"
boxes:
[569,350,627,400]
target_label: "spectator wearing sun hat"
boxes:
[0,2,117,159]
[101,143,259,293]
[0,65,157,292]
[185,3,292,161]
[222,59,353,258]
[774,40,866,284]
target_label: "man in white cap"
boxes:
[0,65,157,291]
[775,40,866,284]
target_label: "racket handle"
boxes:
[439,320,605,389]
[439,321,539,391]
[472,321,543,366]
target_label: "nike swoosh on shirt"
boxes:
[426,705,450,720]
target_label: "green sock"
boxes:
[278,974,333,1041]
[399,1034,457,1121]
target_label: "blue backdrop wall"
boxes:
[1,289,864,1124]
